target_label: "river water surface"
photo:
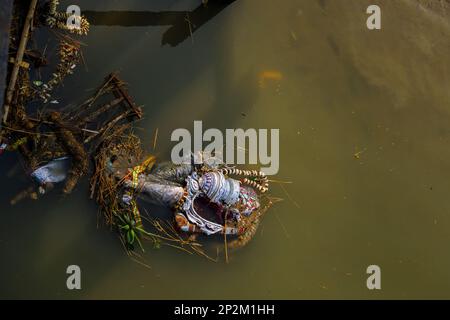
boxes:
[1,0,450,299]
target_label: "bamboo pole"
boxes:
[2,0,39,124]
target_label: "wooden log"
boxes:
[0,0,14,117]
[2,0,39,124]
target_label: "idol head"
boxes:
[199,171,240,206]
[198,171,260,215]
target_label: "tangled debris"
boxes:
[44,0,90,35]
[1,0,277,263]
[1,1,138,200]
[38,37,82,103]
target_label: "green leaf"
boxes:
[126,230,133,244]
[135,236,145,253]
[130,230,136,244]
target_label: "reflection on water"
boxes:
[1,0,450,299]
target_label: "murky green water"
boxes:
[1,0,450,299]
